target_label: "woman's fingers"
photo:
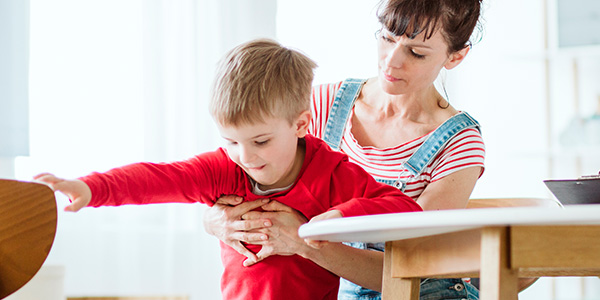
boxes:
[243,245,274,267]
[229,226,269,243]
[214,195,244,206]
[260,200,295,213]
[202,198,275,260]
[232,241,259,264]
[227,199,270,218]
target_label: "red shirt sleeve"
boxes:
[81,148,241,207]
[327,159,423,217]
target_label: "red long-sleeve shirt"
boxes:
[82,134,422,300]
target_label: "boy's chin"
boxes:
[254,178,287,191]
[249,175,273,187]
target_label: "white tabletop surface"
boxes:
[298,205,600,243]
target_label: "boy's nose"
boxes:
[239,146,255,165]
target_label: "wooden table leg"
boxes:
[383,242,419,300]
[479,227,518,300]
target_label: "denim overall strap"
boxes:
[394,111,481,191]
[323,78,367,151]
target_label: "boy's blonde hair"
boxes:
[210,38,317,126]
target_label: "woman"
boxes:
[204,0,485,299]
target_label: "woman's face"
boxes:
[377,27,458,96]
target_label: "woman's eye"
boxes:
[410,50,425,59]
[255,140,269,146]
[382,35,395,43]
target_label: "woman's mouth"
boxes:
[383,72,400,82]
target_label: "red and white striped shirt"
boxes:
[309,81,485,200]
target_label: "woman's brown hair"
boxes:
[377,0,483,53]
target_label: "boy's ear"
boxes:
[444,46,470,70]
[295,110,311,138]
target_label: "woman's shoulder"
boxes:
[438,111,484,143]
[423,111,485,159]
[438,121,485,159]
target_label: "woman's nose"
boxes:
[384,44,405,69]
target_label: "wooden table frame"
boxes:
[382,225,600,300]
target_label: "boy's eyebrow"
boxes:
[221,133,272,141]
[250,133,272,139]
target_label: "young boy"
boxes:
[35,39,422,300]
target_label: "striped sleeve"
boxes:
[429,128,486,182]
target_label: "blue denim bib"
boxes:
[323,78,480,300]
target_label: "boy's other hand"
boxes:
[309,209,342,223]
[303,210,342,249]
[33,173,92,212]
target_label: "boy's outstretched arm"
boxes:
[34,173,92,212]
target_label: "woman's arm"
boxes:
[203,167,482,290]
[304,168,481,291]
[303,242,385,290]
[240,200,386,291]
[416,167,482,210]
[243,167,482,291]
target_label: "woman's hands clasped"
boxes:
[202,196,273,264]
[203,196,340,267]
[240,200,310,266]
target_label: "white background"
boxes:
[4,0,600,299]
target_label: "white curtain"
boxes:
[0,0,29,178]
[19,1,275,299]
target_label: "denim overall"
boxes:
[323,78,480,300]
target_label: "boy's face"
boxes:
[217,112,310,190]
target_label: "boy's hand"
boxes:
[309,209,342,223]
[303,210,343,249]
[34,173,92,212]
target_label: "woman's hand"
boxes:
[240,200,309,267]
[203,196,273,263]
[34,173,91,212]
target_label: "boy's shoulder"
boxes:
[303,134,347,168]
